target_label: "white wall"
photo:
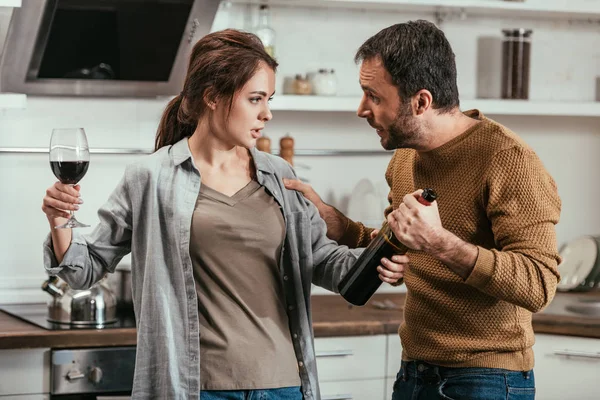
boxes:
[0,1,599,302]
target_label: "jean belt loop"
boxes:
[402,362,408,381]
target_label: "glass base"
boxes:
[55,217,89,229]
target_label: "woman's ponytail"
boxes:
[154,95,195,151]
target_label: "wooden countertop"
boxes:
[1,292,599,350]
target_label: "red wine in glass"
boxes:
[49,128,90,229]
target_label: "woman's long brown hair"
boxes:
[154,29,278,151]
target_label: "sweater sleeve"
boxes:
[465,146,562,312]
[337,151,396,248]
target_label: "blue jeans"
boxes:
[392,361,535,400]
[200,386,303,400]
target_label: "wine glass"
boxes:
[49,128,90,229]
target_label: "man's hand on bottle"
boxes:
[387,189,444,254]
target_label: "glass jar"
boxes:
[501,29,532,100]
[311,69,337,96]
[293,74,312,95]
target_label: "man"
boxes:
[284,20,561,399]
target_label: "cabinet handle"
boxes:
[322,395,353,400]
[315,350,354,358]
[66,369,85,380]
[553,350,600,359]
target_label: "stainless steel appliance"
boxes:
[0,303,137,399]
[42,276,118,327]
[51,347,136,399]
[0,0,220,97]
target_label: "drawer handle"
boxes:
[315,350,354,358]
[322,395,353,400]
[553,350,600,359]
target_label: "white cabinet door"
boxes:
[534,334,600,400]
[385,333,402,379]
[0,349,50,396]
[314,335,386,382]
[0,396,49,399]
[319,378,385,400]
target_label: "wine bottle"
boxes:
[338,188,438,306]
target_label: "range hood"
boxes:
[0,0,220,97]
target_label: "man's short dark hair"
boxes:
[355,20,460,113]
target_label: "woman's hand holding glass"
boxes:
[42,182,83,222]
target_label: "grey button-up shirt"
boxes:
[44,138,362,400]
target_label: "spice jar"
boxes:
[501,29,532,100]
[279,134,294,165]
[293,74,312,95]
[256,136,271,153]
[311,69,337,96]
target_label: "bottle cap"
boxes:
[421,188,438,203]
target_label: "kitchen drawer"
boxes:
[319,378,385,400]
[315,335,386,382]
[386,333,402,378]
[0,349,50,396]
[534,333,600,400]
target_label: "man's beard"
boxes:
[382,101,422,150]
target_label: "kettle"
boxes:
[41,276,118,326]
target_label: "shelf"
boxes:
[0,93,26,109]
[270,95,600,117]
[0,0,21,7]
[231,0,600,20]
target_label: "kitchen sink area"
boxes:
[565,298,600,317]
[541,292,600,319]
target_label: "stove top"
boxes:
[0,303,136,330]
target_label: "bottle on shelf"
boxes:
[254,5,276,58]
[338,188,438,306]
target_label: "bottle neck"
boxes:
[258,9,271,27]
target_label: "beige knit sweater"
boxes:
[338,110,562,371]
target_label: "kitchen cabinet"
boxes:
[0,348,50,397]
[385,333,402,397]
[534,333,600,400]
[0,1,26,110]
[319,379,385,400]
[314,335,387,399]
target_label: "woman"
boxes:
[41,29,405,400]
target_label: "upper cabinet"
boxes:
[0,0,25,110]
